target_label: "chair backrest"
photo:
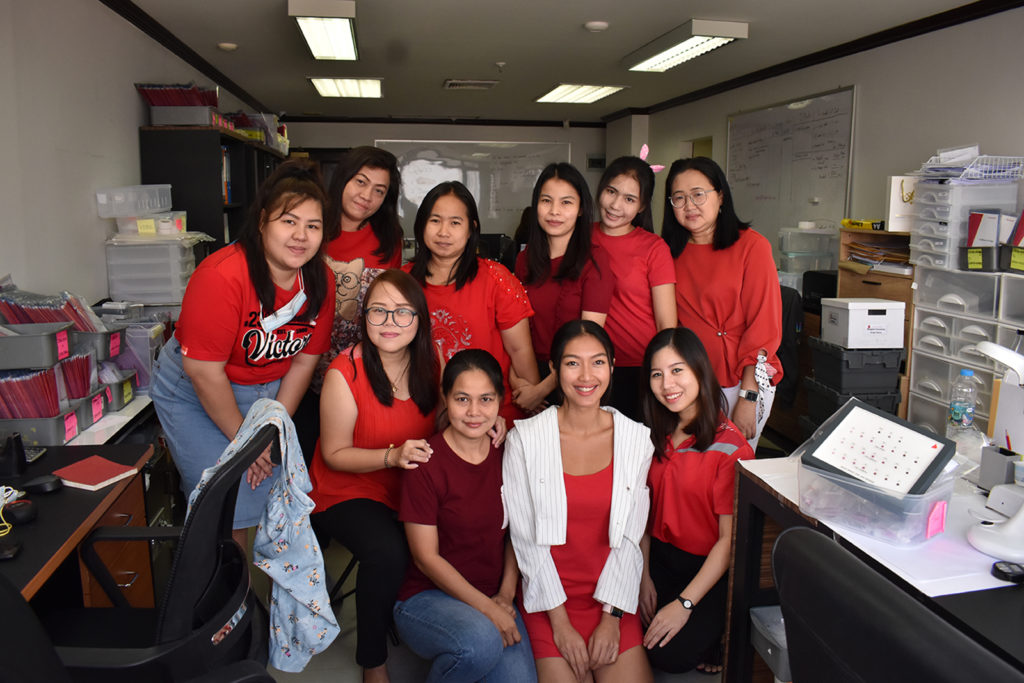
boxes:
[0,572,72,683]
[772,527,1024,683]
[156,424,279,643]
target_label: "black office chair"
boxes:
[33,424,280,682]
[772,527,1024,683]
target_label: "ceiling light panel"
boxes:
[289,0,357,60]
[536,84,624,104]
[625,19,747,72]
[311,78,381,98]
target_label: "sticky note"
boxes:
[137,218,156,235]
[1011,248,1024,272]
[926,500,947,538]
[56,330,69,360]
[966,249,983,270]
[92,395,103,423]
[123,380,133,405]
[109,333,120,357]
[64,412,78,441]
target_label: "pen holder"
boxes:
[0,433,27,478]
[978,445,1018,491]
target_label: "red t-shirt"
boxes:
[404,258,533,418]
[514,246,614,362]
[309,348,436,512]
[647,417,754,556]
[316,225,404,390]
[397,432,506,601]
[672,228,783,387]
[591,225,675,367]
[176,243,335,385]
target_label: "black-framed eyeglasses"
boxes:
[669,188,717,208]
[365,306,417,327]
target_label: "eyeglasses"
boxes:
[669,188,717,208]
[365,306,417,328]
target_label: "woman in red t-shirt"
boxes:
[394,349,536,682]
[150,160,335,548]
[405,181,542,420]
[592,156,677,421]
[309,269,439,683]
[514,162,614,409]
[295,147,406,463]
[638,327,754,675]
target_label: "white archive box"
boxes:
[821,298,905,349]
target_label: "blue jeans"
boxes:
[394,590,538,683]
[151,336,280,528]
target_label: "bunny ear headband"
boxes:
[639,144,664,173]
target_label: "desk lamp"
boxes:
[967,342,1024,562]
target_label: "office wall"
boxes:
[646,7,1024,232]
[0,0,246,303]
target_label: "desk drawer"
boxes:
[838,270,913,302]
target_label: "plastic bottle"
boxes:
[946,368,987,463]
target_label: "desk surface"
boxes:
[0,443,153,599]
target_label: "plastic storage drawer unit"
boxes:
[808,336,904,393]
[908,350,994,412]
[913,267,999,318]
[907,390,989,438]
[95,185,172,218]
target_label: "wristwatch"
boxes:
[738,389,758,402]
[677,596,694,610]
[602,603,624,618]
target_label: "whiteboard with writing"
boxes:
[726,87,854,251]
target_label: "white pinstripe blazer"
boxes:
[502,406,653,614]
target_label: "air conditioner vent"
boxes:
[443,79,499,90]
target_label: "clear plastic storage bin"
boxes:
[908,349,994,411]
[779,228,838,253]
[798,459,956,545]
[913,267,999,318]
[95,185,172,218]
[913,219,958,239]
[108,271,191,304]
[779,252,835,272]
[998,273,1024,326]
[910,248,955,270]
[910,233,958,255]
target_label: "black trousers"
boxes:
[608,365,644,422]
[291,388,321,468]
[313,498,409,668]
[646,537,728,673]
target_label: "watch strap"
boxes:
[677,596,694,610]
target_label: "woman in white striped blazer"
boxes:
[504,320,654,683]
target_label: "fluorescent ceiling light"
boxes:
[536,84,624,104]
[311,78,381,98]
[289,0,357,60]
[625,19,747,73]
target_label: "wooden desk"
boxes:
[725,458,1024,682]
[0,443,153,601]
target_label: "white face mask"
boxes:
[260,271,307,333]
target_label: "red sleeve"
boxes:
[646,235,676,288]
[303,262,337,355]
[580,247,614,315]
[737,231,783,374]
[176,262,245,362]
[399,452,441,526]
[487,260,534,331]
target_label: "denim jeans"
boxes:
[394,589,538,683]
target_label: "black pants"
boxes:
[646,537,728,673]
[313,498,409,668]
[291,388,321,468]
[608,365,644,422]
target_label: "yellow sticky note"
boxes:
[1011,247,1024,272]
[123,380,133,405]
[137,218,156,235]
[967,249,983,269]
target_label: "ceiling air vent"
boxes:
[443,79,499,90]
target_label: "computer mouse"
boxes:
[5,499,36,525]
[0,541,21,560]
[21,474,62,494]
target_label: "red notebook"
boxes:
[52,455,137,491]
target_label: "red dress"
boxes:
[521,461,644,658]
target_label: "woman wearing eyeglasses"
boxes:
[309,268,440,683]
[661,157,782,449]
[151,159,336,548]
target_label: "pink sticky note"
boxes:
[105,386,112,402]
[110,333,121,357]
[92,395,104,423]
[64,412,78,441]
[56,330,69,360]
[926,500,948,539]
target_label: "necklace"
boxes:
[386,360,410,394]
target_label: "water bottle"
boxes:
[946,368,987,463]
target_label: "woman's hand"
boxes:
[512,381,548,413]
[731,396,757,440]
[587,613,621,670]
[484,598,521,648]
[488,416,508,447]
[392,439,433,469]
[551,619,589,682]
[643,600,692,650]
[245,444,276,489]
[639,572,658,626]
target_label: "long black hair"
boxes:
[442,348,505,402]
[407,181,481,290]
[661,156,750,258]
[355,269,438,416]
[238,159,328,322]
[596,156,656,233]
[641,327,726,454]
[522,163,596,285]
[324,146,402,263]
[549,319,615,405]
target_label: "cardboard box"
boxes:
[821,298,905,349]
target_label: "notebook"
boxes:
[51,455,136,491]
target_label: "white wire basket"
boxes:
[918,155,1024,181]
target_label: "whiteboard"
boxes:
[726,87,854,252]
[375,140,570,236]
